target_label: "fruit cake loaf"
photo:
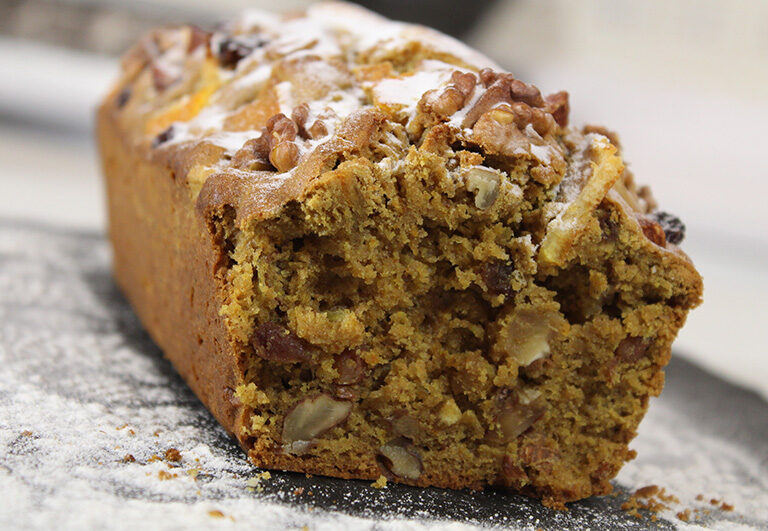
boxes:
[97,2,702,507]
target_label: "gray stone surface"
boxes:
[1,220,766,530]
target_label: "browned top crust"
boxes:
[100,1,691,262]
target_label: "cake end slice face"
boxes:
[199,113,701,507]
[100,3,702,507]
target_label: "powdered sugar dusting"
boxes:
[1,222,765,530]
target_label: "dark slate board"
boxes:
[1,219,766,530]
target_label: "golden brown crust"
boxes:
[98,101,250,446]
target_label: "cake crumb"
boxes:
[208,510,225,518]
[157,470,178,480]
[621,485,678,518]
[21,430,33,437]
[371,475,388,489]
[721,502,734,511]
[696,494,704,501]
[122,454,136,463]
[634,485,659,498]
[164,448,182,462]
[293,487,304,496]
[677,509,691,522]
[245,471,271,492]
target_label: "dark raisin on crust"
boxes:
[151,126,175,148]
[116,88,131,109]
[649,211,686,245]
[217,36,267,69]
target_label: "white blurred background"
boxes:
[1,0,766,398]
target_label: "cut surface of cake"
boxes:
[97,2,703,507]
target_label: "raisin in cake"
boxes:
[97,2,703,507]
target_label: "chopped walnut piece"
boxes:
[519,435,559,466]
[544,91,570,127]
[497,390,546,441]
[235,112,304,172]
[251,322,311,363]
[334,349,365,385]
[307,119,328,139]
[420,71,477,119]
[477,69,545,106]
[269,141,300,172]
[390,413,422,440]
[616,336,650,363]
[491,307,565,366]
[377,438,423,480]
[638,216,667,247]
[291,103,310,135]
[464,166,501,209]
[282,394,352,454]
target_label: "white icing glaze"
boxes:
[530,144,552,164]
[138,3,510,175]
[370,60,457,116]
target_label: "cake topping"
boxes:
[118,2,571,199]
[649,211,686,245]
[217,35,267,69]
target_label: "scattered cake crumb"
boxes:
[293,487,304,496]
[621,485,678,518]
[371,475,388,489]
[122,454,136,463]
[245,471,271,493]
[158,470,178,480]
[21,430,33,437]
[208,510,225,518]
[165,448,182,462]
[721,502,734,511]
[677,509,691,522]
